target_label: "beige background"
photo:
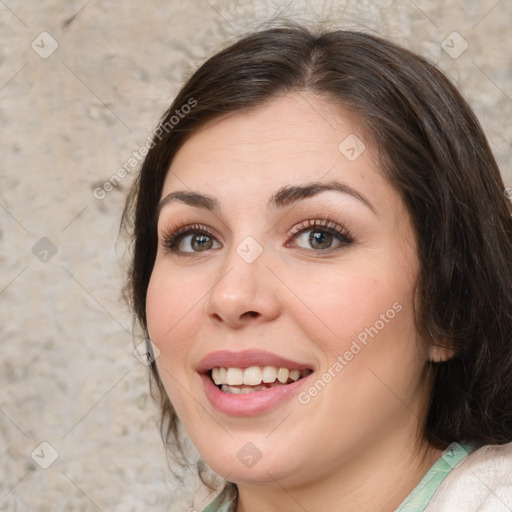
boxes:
[1,1,511,511]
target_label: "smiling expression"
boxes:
[146,92,436,488]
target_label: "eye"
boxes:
[161,224,222,254]
[288,219,353,252]
[297,230,335,250]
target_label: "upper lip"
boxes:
[196,349,313,373]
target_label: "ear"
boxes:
[428,343,455,363]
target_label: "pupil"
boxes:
[309,230,332,249]
[192,234,212,251]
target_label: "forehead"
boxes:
[163,93,388,210]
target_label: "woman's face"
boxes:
[146,93,435,488]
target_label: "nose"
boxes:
[205,244,280,328]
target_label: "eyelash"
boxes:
[161,223,215,251]
[160,219,354,254]
[288,218,354,248]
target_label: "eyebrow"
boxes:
[268,181,376,213]
[157,180,376,216]
[157,190,220,214]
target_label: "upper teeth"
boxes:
[211,366,302,386]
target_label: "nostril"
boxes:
[209,311,259,324]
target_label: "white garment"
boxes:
[425,442,512,511]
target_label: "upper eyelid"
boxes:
[160,219,348,237]
[290,218,343,231]
[157,191,362,232]
[160,223,218,246]
[289,219,352,238]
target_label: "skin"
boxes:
[146,92,449,512]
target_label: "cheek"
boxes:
[145,265,205,365]
[146,276,173,343]
[145,267,203,413]
[299,266,426,415]
[286,258,426,410]
[290,263,415,352]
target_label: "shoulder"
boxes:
[426,442,512,511]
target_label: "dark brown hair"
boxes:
[123,24,512,476]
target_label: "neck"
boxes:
[236,435,444,512]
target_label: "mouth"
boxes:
[197,349,314,414]
[209,366,313,394]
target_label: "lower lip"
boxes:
[201,373,312,416]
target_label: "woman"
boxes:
[123,25,512,511]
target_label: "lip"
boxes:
[197,349,313,416]
[196,349,312,373]
[200,371,313,416]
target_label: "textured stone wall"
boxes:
[1,1,510,511]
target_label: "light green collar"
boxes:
[395,442,474,511]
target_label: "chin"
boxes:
[199,441,309,487]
